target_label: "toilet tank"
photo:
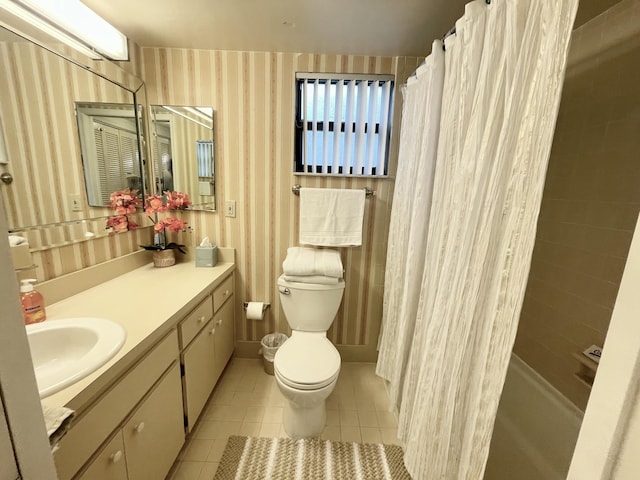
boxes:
[277,275,345,331]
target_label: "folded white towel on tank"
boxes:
[282,247,343,278]
[283,275,340,285]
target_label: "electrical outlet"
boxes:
[225,200,236,218]
[70,194,82,212]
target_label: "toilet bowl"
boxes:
[274,274,344,438]
[274,331,340,438]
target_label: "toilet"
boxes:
[274,274,345,438]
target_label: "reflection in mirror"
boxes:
[75,102,144,207]
[150,106,215,211]
[0,25,147,250]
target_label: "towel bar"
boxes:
[291,184,374,197]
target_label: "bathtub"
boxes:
[484,354,584,480]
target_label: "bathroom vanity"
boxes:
[43,250,235,480]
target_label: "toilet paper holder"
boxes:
[243,302,270,313]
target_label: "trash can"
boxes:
[260,333,288,375]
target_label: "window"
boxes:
[295,73,394,176]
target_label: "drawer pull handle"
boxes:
[110,450,123,463]
[197,316,206,324]
[209,328,216,335]
[216,319,222,326]
[134,422,145,433]
[224,290,230,296]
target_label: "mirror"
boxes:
[150,105,215,211]
[0,24,148,249]
[75,102,144,207]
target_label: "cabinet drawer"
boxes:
[214,299,235,382]
[76,431,127,480]
[123,363,184,480]
[182,318,217,432]
[54,330,179,480]
[213,274,233,312]
[179,295,213,348]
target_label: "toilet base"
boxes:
[282,400,326,439]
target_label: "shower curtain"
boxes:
[376,1,578,479]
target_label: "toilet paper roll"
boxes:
[246,302,265,320]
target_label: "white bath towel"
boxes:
[8,235,27,246]
[282,247,343,278]
[283,275,341,285]
[299,188,365,246]
[42,403,74,450]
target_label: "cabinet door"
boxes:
[182,319,217,431]
[123,363,184,480]
[76,432,127,480]
[213,298,235,381]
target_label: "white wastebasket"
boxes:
[260,333,288,375]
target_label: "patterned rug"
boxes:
[213,435,411,480]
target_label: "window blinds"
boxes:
[296,73,394,176]
[196,140,214,178]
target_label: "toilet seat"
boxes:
[274,333,340,391]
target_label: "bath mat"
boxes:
[213,435,411,479]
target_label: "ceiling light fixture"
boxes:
[163,106,212,129]
[184,107,213,122]
[0,0,128,60]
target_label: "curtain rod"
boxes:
[441,0,492,50]
[291,184,374,197]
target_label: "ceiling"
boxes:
[82,0,621,58]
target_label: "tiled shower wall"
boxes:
[514,0,640,410]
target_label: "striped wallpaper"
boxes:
[1,32,423,357]
[1,36,152,282]
[142,48,421,358]
[0,40,133,230]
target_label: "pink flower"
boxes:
[110,189,141,215]
[164,191,191,210]
[160,217,188,233]
[106,214,137,233]
[145,195,168,216]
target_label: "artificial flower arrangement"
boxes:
[142,190,191,253]
[106,189,141,233]
[106,189,191,253]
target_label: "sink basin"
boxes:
[26,317,126,398]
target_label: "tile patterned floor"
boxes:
[168,358,400,479]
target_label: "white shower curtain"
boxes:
[377,40,445,409]
[377,1,578,479]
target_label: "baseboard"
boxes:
[234,341,262,359]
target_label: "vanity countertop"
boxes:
[42,258,235,414]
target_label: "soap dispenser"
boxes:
[20,279,46,325]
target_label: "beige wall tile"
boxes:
[515,7,640,409]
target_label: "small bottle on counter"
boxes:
[20,278,46,324]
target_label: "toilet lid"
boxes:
[274,334,340,390]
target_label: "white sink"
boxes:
[26,317,126,398]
